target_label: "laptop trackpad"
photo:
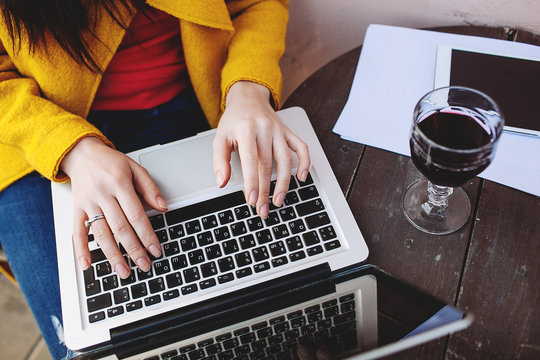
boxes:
[139,134,237,202]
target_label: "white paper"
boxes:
[334,24,540,197]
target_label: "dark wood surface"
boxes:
[283,26,540,360]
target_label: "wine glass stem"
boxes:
[427,181,453,209]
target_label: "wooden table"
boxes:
[283,26,540,360]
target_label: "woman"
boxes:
[0,0,309,358]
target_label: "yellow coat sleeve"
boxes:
[0,40,112,187]
[222,0,289,111]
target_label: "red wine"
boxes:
[410,110,494,187]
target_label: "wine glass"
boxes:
[402,86,504,235]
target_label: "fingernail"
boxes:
[260,203,269,219]
[248,190,258,205]
[301,170,308,182]
[114,263,130,278]
[274,192,285,207]
[79,256,90,269]
[149,244,161,258]
[216,171,225,187]
[156,195,168,211]
[136,257,151,271]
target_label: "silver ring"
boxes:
[85,214,106,228]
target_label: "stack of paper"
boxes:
[333,24,540,196]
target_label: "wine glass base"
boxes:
[402,179,471,235]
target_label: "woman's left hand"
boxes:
[213,81,310,218]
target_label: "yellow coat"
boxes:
[0,0,289,192]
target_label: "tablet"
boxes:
[434,45,540,137]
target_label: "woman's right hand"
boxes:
[60,137,168,278]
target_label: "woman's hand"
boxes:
[213,81,310,218]
[61,137,168,278]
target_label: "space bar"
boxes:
[165,190,246,226]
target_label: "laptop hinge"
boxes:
[108,263,333,359]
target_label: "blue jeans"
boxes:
[0,91,208,359]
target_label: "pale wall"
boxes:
[281,0,540,100]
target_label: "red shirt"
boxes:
[91,8,188,110]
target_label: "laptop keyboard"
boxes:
[83,173,343,324]
[144,292,357,360]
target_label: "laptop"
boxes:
[52,107,471,359]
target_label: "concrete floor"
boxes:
[0,273,52,360]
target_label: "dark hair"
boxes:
[0,0,146,72]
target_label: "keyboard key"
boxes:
[171,254,188,270]
[298,172,314,186]
[305,212,331,229]
[239,234,256,250]
[165,272,183,288]
[197,231,213,247]
[272,224,289,239]
[230,221,247,236]
[188,249,205,265]
[236,267,253,278]
[302,231,320,246]
[89,311,105,323]
[181,284,198,295]
[256,229,273,245]
[148,277,165,293]
[296,198,325,217]
[286,236,304,252]
[180,236,197,252]
[144,295,161,306]
[235,251,253,267]
[183,267,200,283]
[290,250,306,262]
[113,288,130,304]
[218,256,235,272]
[107,306,124,317]
[160,350,178,359]
[131,283,148,299]
[165,191,245,225]
[85,277,101,297]
[168,224,184,239]
[213,226,231,241]
[270,315,286,325]
[264,212,281,227]
[90,248,106,263]
[218,210,235,225]
[96,261,112,277]
[319,225,337,241]
[284,191,299,206]
[185,220,201,235]
[148,214,165,230]
[199,278,217,289]
[120,270,136,286]
[136,268,153,281]
[155,229,168,243]
[247,217,264,232]
[222,239,239,255]
[269,241,286,257]
[87,293,112,312]
[298,185,319,201]
[201,215,218,229]
[252,246,269,262]
[234,205,251,220]
[253,262,271,273]
[278,207,297,222]
[324,240,341,251]
[102,274,119,291]
[217,272,234,284]
[126,300,142,312]
[205,244,223,260]
[307,245,324,257]
[154,259,171,275]
[201,262,218,278]
[271,256,288,267]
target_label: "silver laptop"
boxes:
[52,107,370,351]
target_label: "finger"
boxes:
[237,129,260,206]
[73,209,91,269]
[130,160,168,212]
[271,136,292,207]
[285,131,311,182]
[100,199,152,273]
[212,134,233,188]
[296,343,316,360]
[88,210,131,279]
[115,186,162,259]
[256,132,273,219]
